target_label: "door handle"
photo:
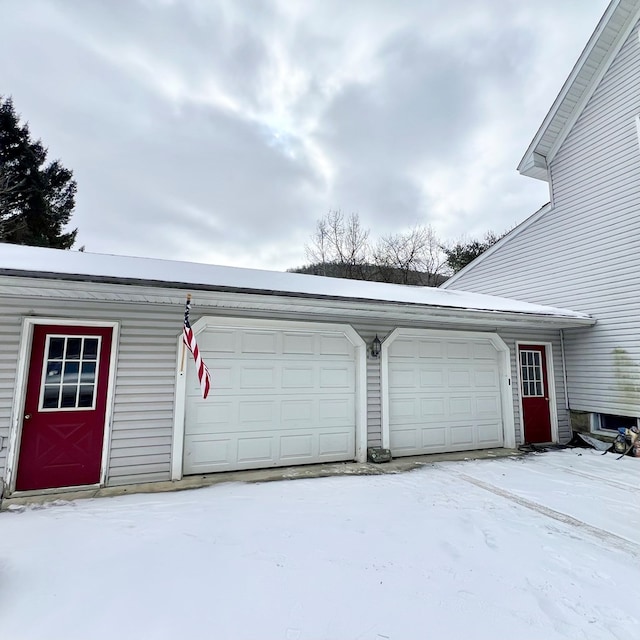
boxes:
[24,414,31,420]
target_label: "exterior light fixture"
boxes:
[371,334,382,358]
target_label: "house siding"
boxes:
[366,354,382,449]
[448,19,640,419]
[496,328,570,444]
[0,307,22,484]
[0,281,569,489]
[0,298,179,488]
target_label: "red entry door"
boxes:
[519,345,552,443]
[15,325,113,491]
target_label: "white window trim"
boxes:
[5,318,119,495]
[519,348,544,398]
[170,316,367,481]
[380,328,516,452]
[38,334,102,412]
[515,341,559,444]
[591,412,640,435]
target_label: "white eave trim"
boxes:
[0,274,594,329]
[519,153,549,181]
[518,1,640,180]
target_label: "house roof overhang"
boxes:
[518,0,640,181]
[0,245,595,331]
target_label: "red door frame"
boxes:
[9,319,117,493]
[518,343,554,444]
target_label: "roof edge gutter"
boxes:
[0,271,595,329]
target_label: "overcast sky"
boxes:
[0,1,610,271]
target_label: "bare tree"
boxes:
[305,210,370,279]
[374,224,447,285]
[295,214,449,286]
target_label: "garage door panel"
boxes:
[449,396,473,416]
[390,397,417,421]
[237,436,274,463]
[475,369,499,387]
[191,402,234,431]
[320,335,354,356]
[185,436,231,469]
[388,335,504,457]
[478,422,502,443]
[240,367,276,389]
[420,369,444,388]
[473,342,498,359]
[319,397,353,422]
[390,428,419,452]
[450,425,474,445]
[280,434,314,459]
[319,431,353,456]
[421,427,447,448]
[390,368,416,388]
[184,427,354,473]
[209,366,233,388]
[202,330,236,352]
[418,340,443,359]
[477,396,500,416]
[447,341,471,359]
[281,367,315,388]
[389,338,416,358]
[420,397,445,417]
[242,331,278,354]
[319,366,354,388]
[281,399,313,422]
[238,401,274,425]
[184,324,358,474]
[282,332,315,355]
[448,370,471,387]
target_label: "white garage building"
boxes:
[0,245,593,497]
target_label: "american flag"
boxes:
[183,296,212,399]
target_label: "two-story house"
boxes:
[443,0,640,441]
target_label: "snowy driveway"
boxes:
[2,450,639,640]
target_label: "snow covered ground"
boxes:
[2,449,639,640]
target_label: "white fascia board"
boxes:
[0,274,594,330]
[440,202,553,289]
[519,153,549,181]
[543,7,640,167]
[518,1,640,178]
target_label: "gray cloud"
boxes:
[0,0,610,269]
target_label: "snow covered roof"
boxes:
[0,244,593,322]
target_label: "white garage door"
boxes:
[387,333,504,456]
[183,321,359,474]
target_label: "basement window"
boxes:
[597,413,638,432]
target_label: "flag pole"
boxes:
[180,293,191,373]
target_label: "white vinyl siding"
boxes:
[0,281,569,489]
[366,357,382,448]
[449,19,640,420]
[498,328,569,444]
[0,309,22,487]
[0,298,178,488]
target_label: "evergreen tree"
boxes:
[0,97,77,248]
[443,231,503,273]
